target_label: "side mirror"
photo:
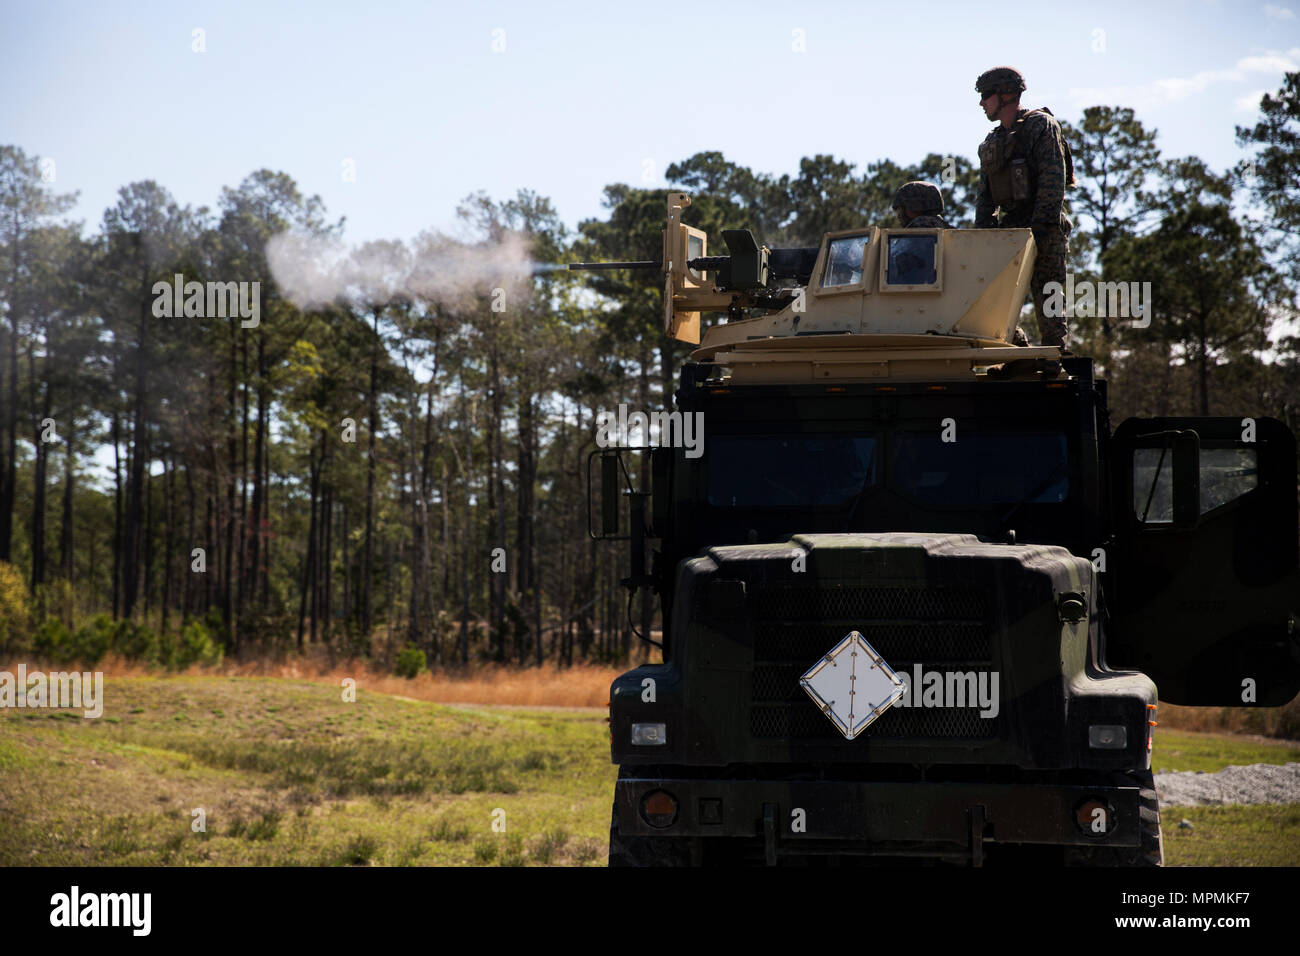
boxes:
[601,452,620,537]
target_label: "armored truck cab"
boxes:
[592,194,1300,866]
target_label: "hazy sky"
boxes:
[3,0,1299,245]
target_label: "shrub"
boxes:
[498,833,525,867]
[333,835,378,866]
[111,620,160,663]
[155,629,178,668]
[0,561,31,656]
[529,829,568,864]
[31,617,71,663]
[393,644,426,679]
[176,620,223,669]
[32,578,79,629]
[69,614,115,666]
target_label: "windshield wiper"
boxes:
[998,457,1068,533]
[841,449,878,532]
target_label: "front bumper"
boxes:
[615,775,1142,852]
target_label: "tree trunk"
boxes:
[458,378,471,666]
[1198,315,1210,416]
[30,374,50,590]
[298,438,320,650]
[249,334,267,613]
[237,331,249,623]
[59,419,75,583]
[123,273,150,620]
[516,392,537,665]
[183,465,195,627]
[224,317,238,649]
[321,466,334,646]
[362,311,378,646]
[162,456,174,635]
[112,415,123,618]
[488,345,506,661]
[0,246,17,563]
[143,428,155,620]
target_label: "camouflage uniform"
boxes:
[974,69,1074,349]
[904,213,952,228]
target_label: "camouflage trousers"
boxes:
[1029,228,1069,349]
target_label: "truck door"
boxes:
[1109,416,1300,705]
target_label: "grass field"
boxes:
[0,674,1296,866]
[0,675,614,866]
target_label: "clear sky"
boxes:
[3,0,1299,244]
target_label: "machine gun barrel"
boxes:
[568,256,730,273]
[567,260,662,271]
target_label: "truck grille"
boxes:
[748,585,998,740]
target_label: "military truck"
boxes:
[582,192,1300,866]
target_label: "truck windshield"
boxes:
[706,431,1068,509]
[707,436,877,508]
[892,430,1069,506]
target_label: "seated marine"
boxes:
[891,181,952,228]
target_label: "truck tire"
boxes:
[608,803,693,867]
[1064,769,1163,867]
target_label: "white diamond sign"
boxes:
[800,631,904,739]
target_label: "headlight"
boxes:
[631,722,667,745]
[1088,724,1127,749]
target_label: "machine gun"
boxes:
[564,192,817,342]
[563,190,1059,380]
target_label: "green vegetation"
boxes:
[0,676,613,866]
[1163,805,1300,867]
[393,644,427,679]
[2,73,1299,673]
[1153,728,1300,774]
[11,612,223,670]
[3,676,1297,866]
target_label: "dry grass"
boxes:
[8,650,1298,737]
[1157,699,1300,740]
[2,654,625,709]
[0,675,616,865]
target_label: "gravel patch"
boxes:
[1155,762,1300,806]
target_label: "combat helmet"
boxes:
[975,66,1026,95]
[891,181,944,215]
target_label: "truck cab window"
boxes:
[886,234,938,286]
[823,235,867,288]
[1133,447,1174,523]
[707,436,877,508]
[1199,447,1257,514]
[892,431,1069,506]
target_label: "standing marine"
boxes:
[974,66,1076,349]
[892,181,952,228]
